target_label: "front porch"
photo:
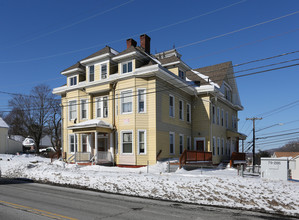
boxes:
[67,119,115,165]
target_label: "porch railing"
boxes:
[75,152,91,162]
[97,151,113,163]
[179,150,213,168]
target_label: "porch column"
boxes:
[95,131,98,162]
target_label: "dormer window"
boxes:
[89,65,94,82]
[179,70,185,80]
[101,64,107,79]
[225,86,232,102]
[69,76,77,86]
[122,61,132,74]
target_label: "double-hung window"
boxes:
[69,100,77,121]
[187,136,191,150]
[179,70,185,80]
[138,130,146,154]
[101,64,107,79]
[179,100,183,120]
[212,137,216,156]
[217,107,220,125]
[169,95,174,117]
[96,97,108,118]
[221,109,224,126]
[81,134,89,152]
[179,134,184,154]
[121,90,132,113]
[226,112,228,128]
[169,132,175,154]
[81,99,88,119]
[212,106,215,124]
[217,138,220,156]
[89,65,94,82]
[221,138,224,155]
[69,76,77,86]
[122,61,132,74]
[187,103,191,122]
[69,134,77,153]
[138,89,146,113]
[122,131,132,154]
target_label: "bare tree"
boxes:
[8,84,60,153]
[46,99,61,152]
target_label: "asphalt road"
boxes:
[0,178,296,220]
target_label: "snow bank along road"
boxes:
[0,154,299,218]
[0,178,298,220]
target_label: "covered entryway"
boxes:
[195,140,204,152]
[67,119,114,164]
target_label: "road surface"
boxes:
[0,178,296,220]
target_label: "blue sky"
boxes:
[0,0,298,151]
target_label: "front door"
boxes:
[196,140,204,152]
[97,135,108,151]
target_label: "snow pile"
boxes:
[0,154,298,217]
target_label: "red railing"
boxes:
[230,152,246,167]
[179,150,212,168]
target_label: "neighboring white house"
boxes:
[0,117,22,154]
[290,155,299,181]
[261,157,291,181]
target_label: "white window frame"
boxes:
[169,94,175,118]
[179,100,184,120]
[178,70,185,80]
[100,63,108,80]
[120,130,133,155]
[88,65,94,82]
[217,107,220,125]
[69,100,77,121]
[121,89,133,114]
[121,60,133,74]
[212,137,216,156]
[80,99,88,120]
[187,103,191,123]
[137,88,146,113]
[138,129,146,155]
[81,134,90,153]
[212,105,215,124]
[69,76,77,86]
[226,111,228,128]
[179,134,184,154]
[217,137,220,156]
[221,109,224,127]
[96,96,108,118]
[69,134,77,154]
[169,132,175,155]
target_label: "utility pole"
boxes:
[246,117,262,173]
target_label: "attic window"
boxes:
[179,70,185,80]
[69,76,77,86]
[122,61,132,74]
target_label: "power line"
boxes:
[0,0,247,64]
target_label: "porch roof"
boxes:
[226,130,247,140]
[68,119,113,131]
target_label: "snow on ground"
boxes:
[0,154,299,217]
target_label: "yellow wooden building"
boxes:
[53,34,246,166]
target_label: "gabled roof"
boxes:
[61,62,84,73]
[81,46,115,61]
[158,56,181,65]
[191,61,232,87]
[0,117,9,128]
[273,152,299,159]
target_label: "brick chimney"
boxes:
[140,34,151,54]
[126,38,137,48]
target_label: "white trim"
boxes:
[96,96,109,118]
[186,103,191,123]
[194,137,205,151]
[120,130,134,155]
[169,94,175,118]
[69,134,77,154]
[169,131,175,155]
[100,62,108,80]
[80,99,88,120]
[179,134,184,155]
[61,68,84,75]
[69,75,78,87]
[137,88,146,113]
[68,99,77,121]
[88,65,95,82]
[120,89,133,114]
[121,60,133,74]
[80,53,111,64]
[161,61,180,67]
[112,51,137,61]
[179,100,184,120]
[137,129,147,155]
[81,134,90,153]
